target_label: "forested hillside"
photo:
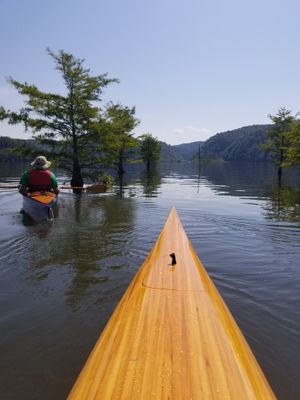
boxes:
[0,136,34,161]
[0,124,272,164]
[200,125,272,161]
[172,124,272,161]
[160,142,183,161]
[172,141,202,161]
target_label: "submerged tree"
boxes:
[261,107,295,181]
[139,133,161,171]
[0,49,118,186]
[286,121,300,166]
[103,103,139,174]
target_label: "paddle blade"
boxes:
[85,184,107,194]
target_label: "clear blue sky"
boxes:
[0,0,299,144]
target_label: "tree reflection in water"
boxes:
[23,194,136,308]
[140,170,162,197]
[263,185,300,222]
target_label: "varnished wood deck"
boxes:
[68,208,276,399]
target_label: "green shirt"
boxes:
[20,170,58,188]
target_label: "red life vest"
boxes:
[29,169,52,191]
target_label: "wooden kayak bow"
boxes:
[68,207,275,400]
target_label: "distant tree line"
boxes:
[0,136,24,161]
[0,136,42,161]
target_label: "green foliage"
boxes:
[139,134,161,170]
[260,107,295,168]
[99,171,115,187]
[0,106,6,120]
[0,49,119,185]
[103,103,139,174]
[286,121,300,166]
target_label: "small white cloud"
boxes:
[173,128,185,135]
[170,126,213,144]
[184,126,211,134]
[185,126,199,131]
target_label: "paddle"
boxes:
[0,183,107,193]
[59,184,107,193]
[0,185,19,189]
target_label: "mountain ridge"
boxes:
[161,123,272,161]
[0,123,272,163]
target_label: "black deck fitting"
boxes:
[170,252,177,265]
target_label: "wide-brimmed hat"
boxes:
[31,156,51,169]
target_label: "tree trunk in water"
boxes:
[71,159,83,186]
[146,160,150,172]
[71,135,83,193]
[118,174,124,198]
[71,159,83,194]
[277,166,282,187]
[277,136,284,187]
[118,153,124,175]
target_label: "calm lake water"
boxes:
[0,161,299,400]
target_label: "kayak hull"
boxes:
[22,192,57,221]
[68,207,275,399]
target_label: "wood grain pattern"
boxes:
[68,207,276,399]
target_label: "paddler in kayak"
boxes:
[18,155,60,196]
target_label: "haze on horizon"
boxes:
[0,0,299,146]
